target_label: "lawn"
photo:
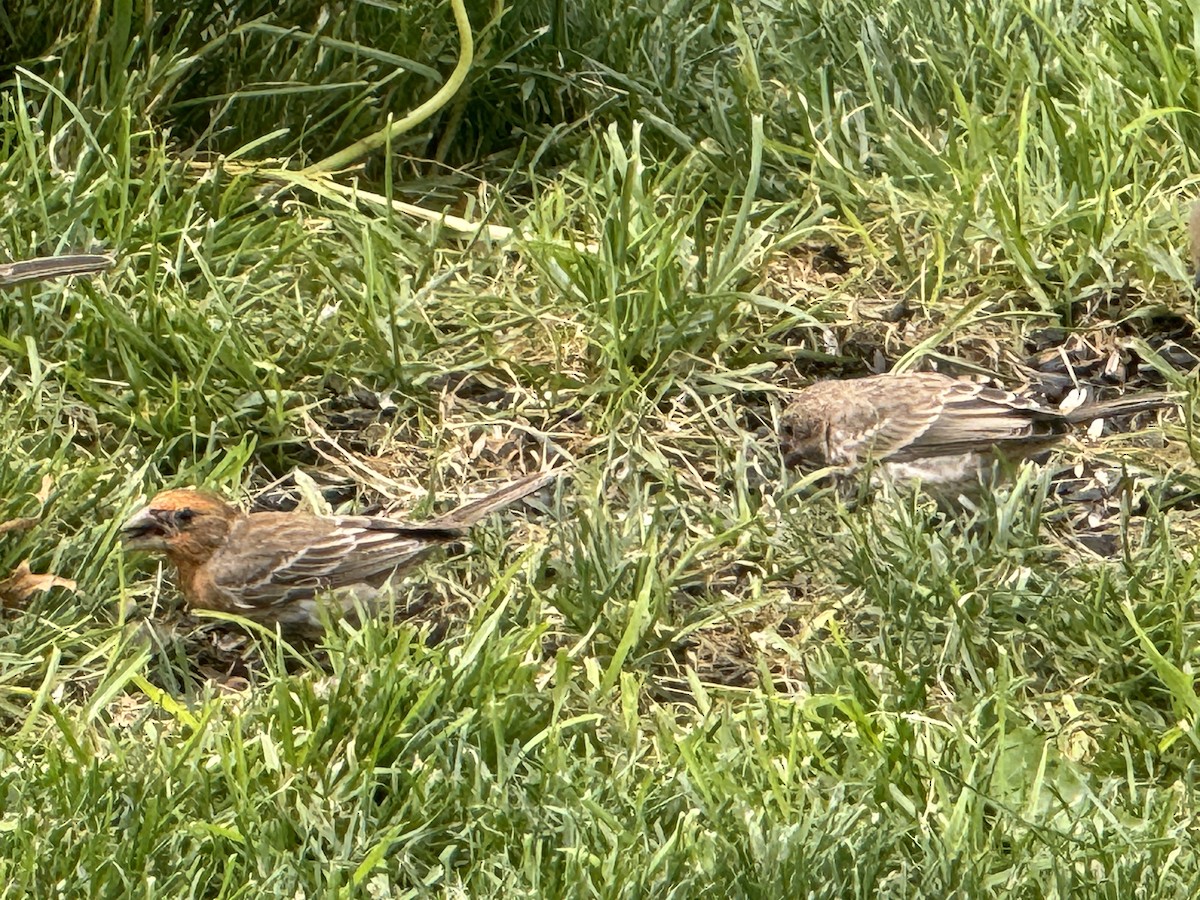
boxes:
[3,0,1200,896]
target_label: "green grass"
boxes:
[4,0,1200,896]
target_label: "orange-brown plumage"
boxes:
[122,473,554,627]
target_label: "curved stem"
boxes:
[301,0,474,176]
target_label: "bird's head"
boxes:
[777,381,844,472]
[779,405,828,469]
[121,488,238,561]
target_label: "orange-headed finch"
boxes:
[122,472,555,627]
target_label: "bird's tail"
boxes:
[431,470,559,528]
[0,254,113,287]
[1065,392,1177,424]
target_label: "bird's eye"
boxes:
[787,420,812,441]
[172,508,196,526]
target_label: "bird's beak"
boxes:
[782,448,808,469]
[120,507,166,549]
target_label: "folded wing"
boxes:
[210,514,462,609]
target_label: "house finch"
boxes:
[780,372,1173,496]
[0,254,112,287]
[121,471,555,627]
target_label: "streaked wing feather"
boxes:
[210,514,457,608]
[895,383,1053,459]
[833,377,948,463]
[0,253,113,286]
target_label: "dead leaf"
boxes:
[0,560,77,609]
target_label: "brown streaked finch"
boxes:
[121,471,555,628]
[780,372,1174,498]
[0,254,112,287]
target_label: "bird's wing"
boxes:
[208,513,461,608]
[888,381,1053,460]
[828,375,952,464]
[0,254,112,286]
